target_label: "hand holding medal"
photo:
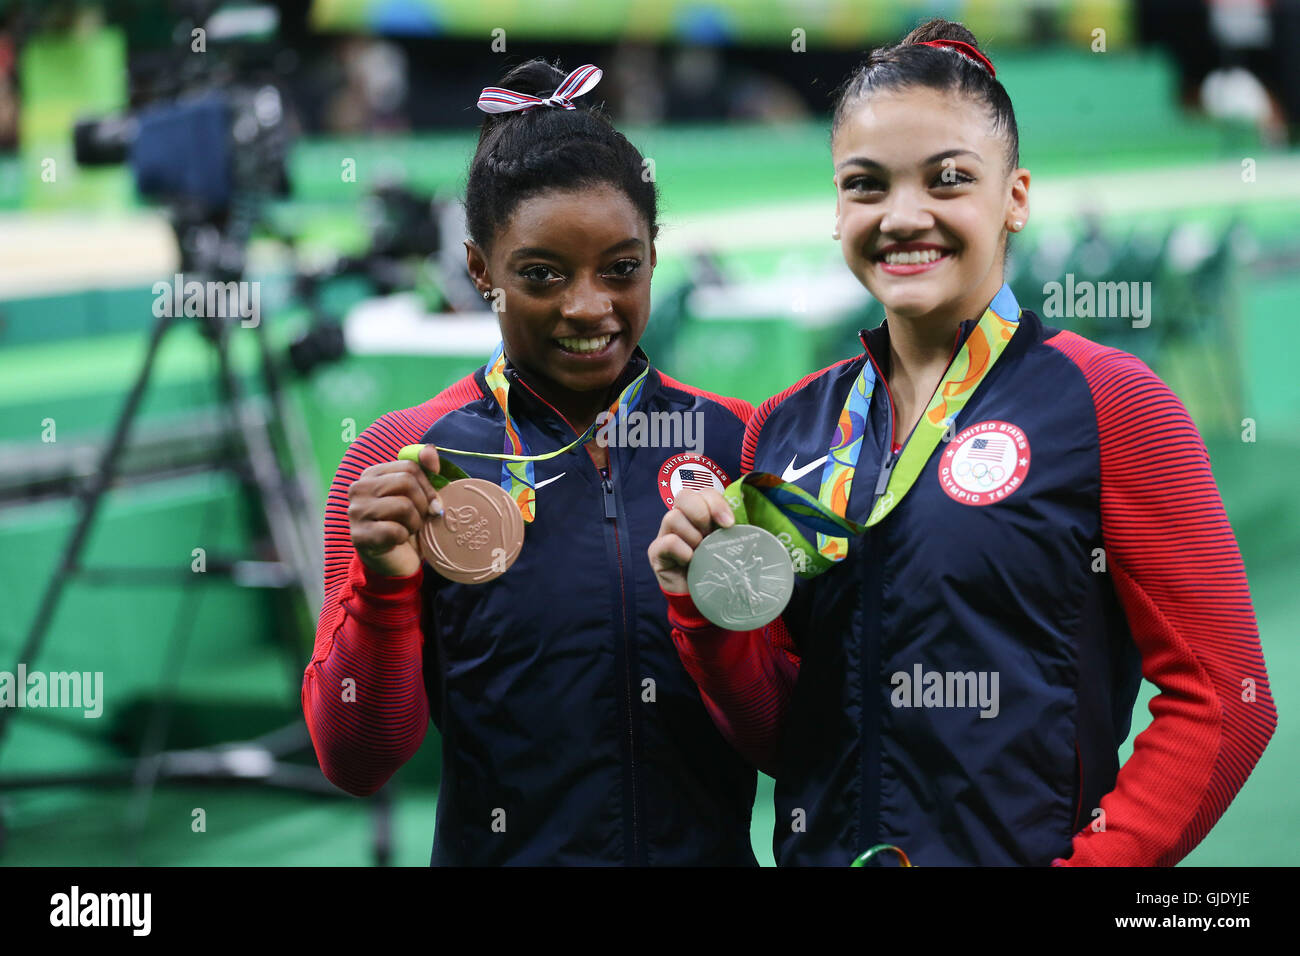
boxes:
[651,487,794,631]
[346,443,445,579]
[387,341,652,585]
[398,445,524,584]
[348,440,523,584]
[650,474,857,631]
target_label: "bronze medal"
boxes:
[420,478,524,584]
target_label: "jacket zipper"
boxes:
[602,466,617,518]
[603,458,641,864]
[507,369,642,863]
[854,323,968,854]
[873,450,898,499]
[865,347,898,512]
[858,345,894,855]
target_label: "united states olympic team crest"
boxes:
[658,453,730,508]
[938,420,1031,506]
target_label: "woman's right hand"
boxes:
[348,444,443,578]
[647,488,736,594]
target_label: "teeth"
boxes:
[883,249,946,265]
[557,334,613,353]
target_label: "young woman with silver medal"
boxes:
[649,19,1277,867]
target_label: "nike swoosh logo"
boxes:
[534,472,567,490]
[781,454,828,483]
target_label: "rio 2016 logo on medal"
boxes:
[938,420,1031,506]
[657,453,729,508]
[420,478,524,584]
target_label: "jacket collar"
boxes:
[857,284,1029,373]
[477,345,657,435]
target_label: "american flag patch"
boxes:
[677,468,717,490]
[966,437,1005,461]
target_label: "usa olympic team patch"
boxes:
[937,420,1031,506]
[658,453,729,508]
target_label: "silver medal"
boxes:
[687,524,795,630]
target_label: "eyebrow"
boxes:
[835,149,983,172]
[509,238,645,261]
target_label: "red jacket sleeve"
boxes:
[303,375,482,796]
[1048,333,1277,866]
[664,386,807,775]
[303,413,430,796]
[665,590,799,775]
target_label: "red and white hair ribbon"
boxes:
[477,64,603,114]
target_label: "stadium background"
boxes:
[0,0,1295,865]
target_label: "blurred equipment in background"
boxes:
[0,0,397,865]
[323,35,410,134]
[278,181,485,377]
[1139,0,1300,145]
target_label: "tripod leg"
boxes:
[208,317,320,624]
[249,316,325,618]
[207,315,324,716]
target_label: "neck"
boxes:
[514,367,612,436]
[550,390,608,436]
[885,312,963,396]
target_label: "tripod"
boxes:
[0,216,395,865]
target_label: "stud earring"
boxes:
[482,289,491,301]
[1011,220,1023,231]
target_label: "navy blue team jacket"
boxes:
[416,349,757,865]
[743,305,1149,865]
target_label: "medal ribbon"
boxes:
[726,284,1022,578]
[398,341,649,523]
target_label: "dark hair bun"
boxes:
[900,17,982,51]
[493,58,569,100]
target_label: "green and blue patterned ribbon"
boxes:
[728,283,1022,577]
[399,342,649,523]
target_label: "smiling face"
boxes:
[832,85,1029,328]
[465,184,656,409]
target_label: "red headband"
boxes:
[918,39,996,78]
